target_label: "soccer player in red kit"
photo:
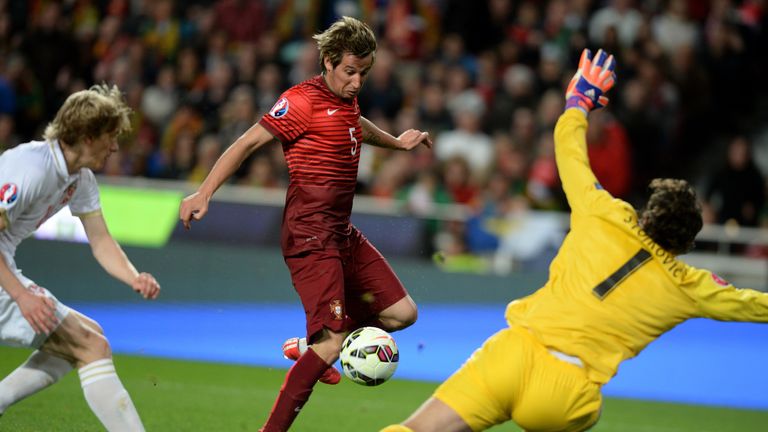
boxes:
[179,16,432,432]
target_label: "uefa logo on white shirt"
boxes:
[0,182,18,206]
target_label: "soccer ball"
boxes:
[339,326,399,386]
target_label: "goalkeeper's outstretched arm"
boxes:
[555,48,618,215]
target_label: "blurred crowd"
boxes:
[1,0,768,268]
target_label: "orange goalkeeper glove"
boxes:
[565,48,617,113]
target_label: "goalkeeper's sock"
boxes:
[0,350,72,414]
[79,359,145,432]
[261,349,329,432]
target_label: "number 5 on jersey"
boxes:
[349,127,359,156]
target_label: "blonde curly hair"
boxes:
[43,84,132,145]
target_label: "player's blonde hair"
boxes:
[313,16,377,72]
[639,178,703,255]
[43,84,132,145]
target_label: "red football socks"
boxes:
[260,348,330,432]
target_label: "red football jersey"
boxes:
[260,75,363,255]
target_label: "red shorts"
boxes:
[284,227,407,342]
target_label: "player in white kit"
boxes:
[0,85,160,431]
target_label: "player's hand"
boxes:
[179,191,209,230]
[397,129,432,151]
[132,272,160,300]
[565,48,616,112]
[16,287,58,335]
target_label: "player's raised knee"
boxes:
[380,297,418,330]
[81,329,112,361]
[398,306,418,329]
[88,320,105,336]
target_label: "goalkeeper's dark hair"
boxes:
[638,179,702,255]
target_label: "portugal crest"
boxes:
[330,300,343,320]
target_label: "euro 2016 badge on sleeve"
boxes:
[269,97,290,118]
[0,183,18,209]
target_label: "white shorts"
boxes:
[0,266,70,349]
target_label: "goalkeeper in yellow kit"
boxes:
[381,48,768,432]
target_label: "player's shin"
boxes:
[0,350,72,414]
[79,358,145,432]
[261,349,330,432]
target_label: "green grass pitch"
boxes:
[1,346,766,431]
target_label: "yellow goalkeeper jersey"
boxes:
[505,109,768,385]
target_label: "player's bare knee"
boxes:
[401,306,418,328]
[382,296,418,331]
[80,330,112,363]
[74,312,105,335]
[87,319,105,336]
[384,307,418,331]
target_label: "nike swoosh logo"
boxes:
[327,108,340,115]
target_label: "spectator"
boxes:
[175,46,206,96]
[492,133,528,196]
[0,0,767,265]
[140,64,179,127]
[370,152,413,199]
[233,43,259,85]
[383,0,441,60]
[527,132,562,210]
[441,155,479,205]
[417,83,453,138]
[704,135,766,227]
[92,15,131,73]
[651,0,698,56]
[286,41,318,86]
[586,110,633,199]
[238,154,282,188]
[188,134,222,184]
[0,62,16,115]
[435,90,494,180]
[140,0,181,65]
[614,78,666,201]
[213,0,268,45]
[219,84,257,151]
[465,172,513,255]
[703,15,750,131]
[588,0,643,47]
[358,47,404,120]
[254,63,284,115]
[21,2,78,119]
[0,114,17,151]
[489,64,537,133]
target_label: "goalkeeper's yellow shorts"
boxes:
[434,326,602,432]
